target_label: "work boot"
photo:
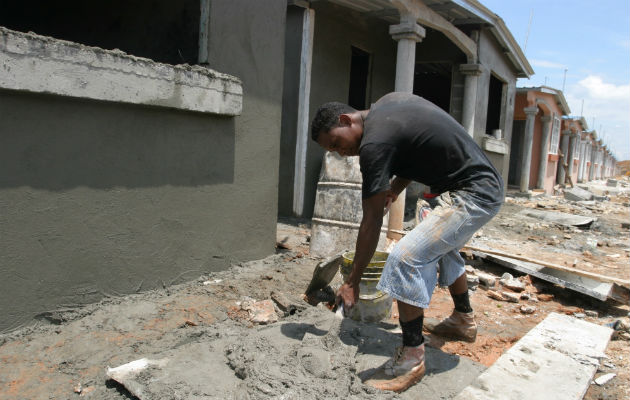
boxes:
[365,344,426,393]
[423,311,477,342]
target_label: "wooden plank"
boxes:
[464,245,630,287]
[454,313,612,400]
[475,252,612,302]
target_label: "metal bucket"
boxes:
[340,250,392,323]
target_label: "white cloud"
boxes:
[530,59,566,69]
[577,75,630,100]
[565,75,630,160]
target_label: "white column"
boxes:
[536,115,552,189]
[557,130,571,185]
[387,17,425,241]
[292,8,315,216]
[567,133,578,180]
[588,144,597,181]
[459,63,484,137]
[520,107,538,192]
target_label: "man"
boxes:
[310,92,503,392]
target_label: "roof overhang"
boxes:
[517,86,571,115]
[318,0,533,78]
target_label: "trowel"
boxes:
[303,253,344,306]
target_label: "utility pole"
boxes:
[580,99,584,117]
[524,9,534,54]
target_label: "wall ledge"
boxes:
[482,136,508,155]
[0,27,242,116]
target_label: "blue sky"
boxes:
[482,0,630,161]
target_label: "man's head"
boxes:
[311,102,363,156]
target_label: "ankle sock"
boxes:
[452,291,473,313]
[400,315,424,347]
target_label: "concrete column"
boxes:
[536,115,552,189]
[556,130,571,185]
[567,132,578,179]
[459,64,484,137]
[588,145,597,181]
[387,17,425,241]
[577,141,585,182]
[292,7,315,216]
[520,107,538,192]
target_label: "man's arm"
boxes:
[336,191,387,309]
[384,177,411,214]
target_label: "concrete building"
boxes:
[558,116,589,186]
[278,0,532,254]
[509,87,570,194]
[0,0,287,332]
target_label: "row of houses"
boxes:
[0,0,620,332]
[510,86,618,196]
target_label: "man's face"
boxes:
[317,115,362,156]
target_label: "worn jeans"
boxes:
[377,191,502,309]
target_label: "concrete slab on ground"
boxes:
[107,307,485,399]
[453,312,613,400]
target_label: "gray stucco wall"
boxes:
[0,90,243,332]
[279,3,396,218]
[0,0,287,333]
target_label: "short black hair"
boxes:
[310,102,357,142]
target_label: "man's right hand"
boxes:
[336,281,360,310]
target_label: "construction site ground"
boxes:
[1,180,628,399]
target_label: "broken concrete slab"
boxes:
[453,312,612,400]
[564,187,594,201]
[107,308,485,399]
[472,250,629,304]
[517,208,596,227]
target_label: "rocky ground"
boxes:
[1,179,628,399]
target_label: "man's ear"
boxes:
[339,113,352,126]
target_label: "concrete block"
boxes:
[454,313,613,400]
[564,187,594,201]
[503,279,526,292]
[520,305,536,314]
[606,179,618,187]
[245,300,278,324]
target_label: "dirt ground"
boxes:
[1,179,629,399]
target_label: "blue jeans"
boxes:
[377,191,502,309]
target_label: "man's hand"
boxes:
[336,281,360,311]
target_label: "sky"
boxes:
[481,0,630,161]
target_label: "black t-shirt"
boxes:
[359,92,503,202]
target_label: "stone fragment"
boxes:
[606,179,618,187]
[271,291,307,316]
[245,299,278,324]
[500,273,513,281]
[594,373,616,385]
[537,294,554,302]
[465,265,476,274]
[503,279,526,292]
[466,274,479,289]
[520,305,536,314]
[564,187,593,201]
[476,272,496,288]
[487,290,504,301]
[501,291,520,303]
[520,293,531,300]
[573,313,586,319]
[585,310,598,318]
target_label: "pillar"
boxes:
[519,107,538,192]
[567,132,578,180]
[536,115,552,189]
[588,144,597,181]
[577,140,585,182]
[459,64,484,137]
[387,16,425,241]
[556,130,570,185]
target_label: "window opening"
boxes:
[348,46,371,110]
[485,74,504,135]
[413,62,452,113]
